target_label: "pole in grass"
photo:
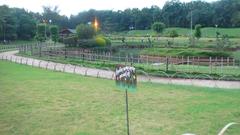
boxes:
[125,88,130,135]
[115,64,137,135]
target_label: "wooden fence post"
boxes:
[166,57,169,72]
[221,57,223,74]
[209,57,212,74]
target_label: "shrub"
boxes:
[63,36,78,46]
[169,30,178,38]
[194,24,202,39]
[152,22,165,34]
[95,37,106,47]
[102,37,111,46]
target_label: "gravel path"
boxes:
[1,50,240,89]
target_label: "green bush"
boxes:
[95,37,106,47]
[103,37,111,46]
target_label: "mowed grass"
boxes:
[124,27,240,38]
[0,61,240,135]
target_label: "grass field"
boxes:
[0,61,240,135]
[119,27,240,38]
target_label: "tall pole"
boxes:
[45,21,47,40]
[125,89,130,135]
[215,24,218,38]
[3,19,6,42]
[190,1,193,37]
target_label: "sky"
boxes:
[0,0,217,17]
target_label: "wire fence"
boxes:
[0,53,240,89]
[18,45,240,78]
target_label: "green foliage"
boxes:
[0,5,17,41]
[95,37,106,47]
[42,6,68,29]
[152,22,165,34]
[94,36,111,47]
[0,0,240,37]
[14,8,36,40]
[35,23,46,42]
[64,35,111,48]
[103,37,111,46]
[216,34,231,50]
[67,0,240,31]
[63,36,78,46]
[76,24,96,39]
[194,24,202,39]
[50,25,59,43]
[169,30,178,38]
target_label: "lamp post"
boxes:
[94,17,99,32]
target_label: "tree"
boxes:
[0,5,17,41]
[42,6,68,29]
[13,8,36,40]
[152,22,165,35]
[76,24,95,39]
[50,25,59,43]
[194,24,202,40]
[35,23,46,42]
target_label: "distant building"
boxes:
[59,28,76,38]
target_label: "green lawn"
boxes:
[140,48,231,57]
[0,61,240,135]
[120,27,240,38]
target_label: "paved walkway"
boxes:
[1,51,240,89]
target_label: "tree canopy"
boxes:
[194,24,202,39]
[0,0,239,41]
[76,24,96,39]
[50,25,59,43]
[152,22,166,34]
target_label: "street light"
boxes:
[94,17,99,32]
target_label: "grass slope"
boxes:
[0,61,240,135]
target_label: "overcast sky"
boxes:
[0,0,217,17]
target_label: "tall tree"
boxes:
[194,24,202,40]
[13,8,36,40]
[76,24,95,39]
[152,22,165,34]
[36,23,46,42]
[0,5,17,41]
[50,25,59,43]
